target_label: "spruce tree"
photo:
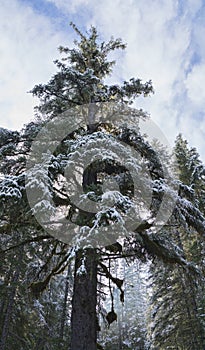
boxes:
[29,23,154,350]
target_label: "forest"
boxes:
[0,23,205,350]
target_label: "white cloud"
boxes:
[45,0,90,13]
[1,0,205,161]
[0,0,69,130]
[185,63,205,104]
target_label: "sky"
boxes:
[1,0,205,161]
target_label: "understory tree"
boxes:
[99,260,149,350]
[147,135,205,349]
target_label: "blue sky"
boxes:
[1,0,205,161]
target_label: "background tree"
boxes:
[99,260,148,350]
[147,136,205,349]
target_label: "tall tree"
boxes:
[29,23,154,350]
[1,24,205,350]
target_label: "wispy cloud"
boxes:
[0,0,69,130]
[1,0,205,160]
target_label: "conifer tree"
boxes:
[147,136,205,349]
[1,24,205,350]
[30,23,154,350]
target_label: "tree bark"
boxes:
[60,264,71,339]
[0,266,20,350]
[70,248,98,350]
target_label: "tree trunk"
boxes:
[0,266,20,350]
[70,248,98,350]
[60,265,71,340]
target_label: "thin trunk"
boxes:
[117,301,123,350]
[0,268,13,319]
[179,270,204,349]
[60,264,71,339]
[115,260,122,350]
[70,248,98,350]
[0,266,20,350]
